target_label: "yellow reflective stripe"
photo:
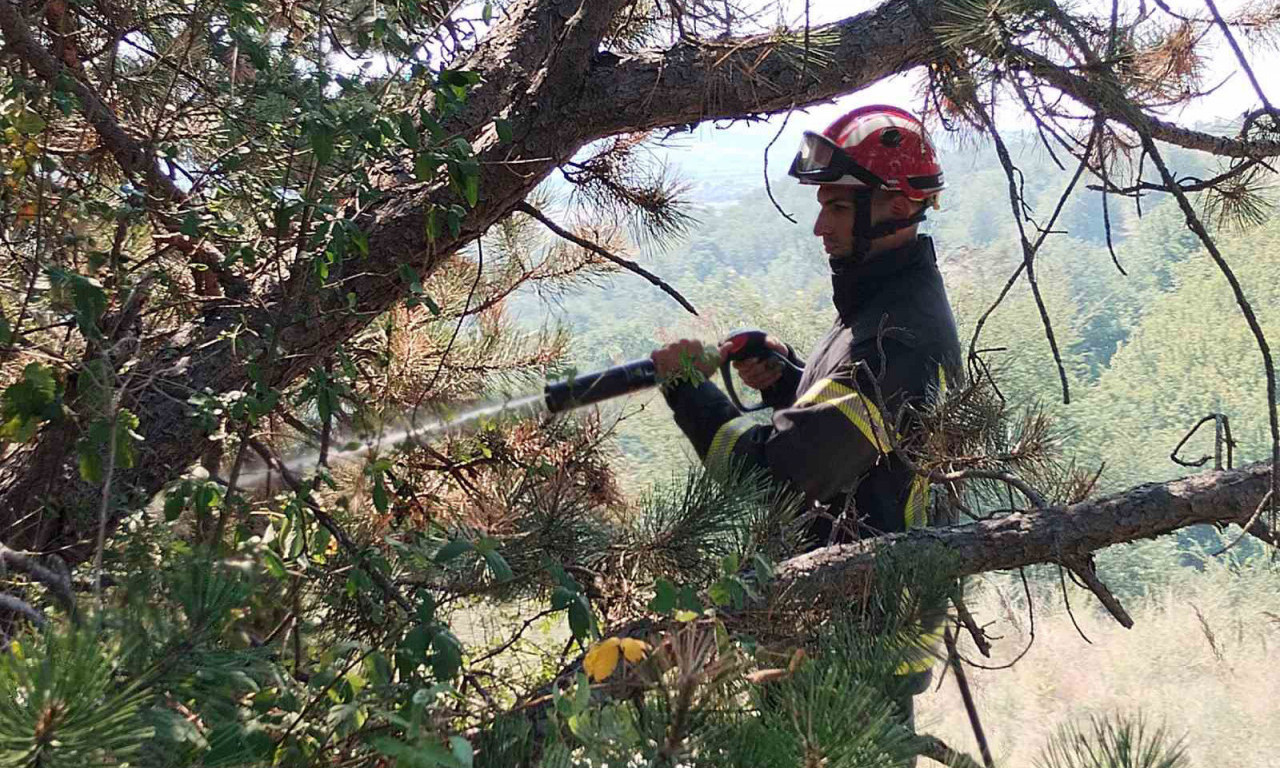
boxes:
[704,416,754,476]
[904,475,930,530]
[937,363,948,398]
[895,621,946,675]
[794,378,894,453]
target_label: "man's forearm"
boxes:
[662,379,741,458]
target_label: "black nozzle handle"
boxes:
[719,329,801,413]
[544,358,658,414]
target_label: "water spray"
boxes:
[239,330,798,489]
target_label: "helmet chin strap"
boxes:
[850,188,927,260]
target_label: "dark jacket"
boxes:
[663,235,962,546]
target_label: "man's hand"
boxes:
[650,339,721,381]
[719,335,789,391]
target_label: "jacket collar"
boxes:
[830,235,935,319]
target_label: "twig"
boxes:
[916,733,987,768]
[415,237,485,412]
[1203,0,1277,122]
[1058,563,1093,643]
[950,588,992,657]
[944,624,994,768]
[1064,555,1134,629]
[1170,414,1219,467]
[246,437,413,613]
[516,201,698,316]
[1212,489,1274,556]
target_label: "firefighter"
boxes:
[650,105,962,752]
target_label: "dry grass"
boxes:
[918,549,1280,767]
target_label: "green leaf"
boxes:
[77,408,142,483]
[677,584,703,614]
[402,624,432,660]
[310,123,335,165]
[752,553,775,585]
[372,474,389,514]
[482,1,493,23]
[494,117,512,144]
[450,736,474,768]
[430,629,462,679]
[371,736,466,767]
[397,112,419,150]
[0,362,60,442]
[708,579,731,607]
[413,151,436,182]
[180,211,201,237]
[263,549,287,579]
[435,538,473,563]
[425,206,441,244]
[462,172,479,208]
[46,268,106,337]
[163,484,188,522]
[446,205,463,237]
[481,547,513,583]
[11,108,45,135]
[567,595,594,641]
[648,578,676,615]
[398,263,423,294]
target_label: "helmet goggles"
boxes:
[787,131,886,187]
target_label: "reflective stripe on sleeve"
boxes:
[794,378,894,453]
[903,475,930,530]
[704,416,755,477]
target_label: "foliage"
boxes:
[1036,714,1189,768]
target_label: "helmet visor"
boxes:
[787,131,886,187]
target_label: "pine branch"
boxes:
[514,201,699,316]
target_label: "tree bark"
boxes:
[776,463,1274,598]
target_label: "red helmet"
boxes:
[788,105,944,202]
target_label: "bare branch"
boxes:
[1064,555,1134,629]
[0,593,46,627]
[515,201,699,316]
[917,733,988,768]
[0,541,75,615]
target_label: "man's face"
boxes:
[812,185,898,259]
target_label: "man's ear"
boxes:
[888,193,918,218]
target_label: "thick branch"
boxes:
[0,0,183,201]
[580,0,942,136]
[778,463,1273,593]
[1011,45,1280,158]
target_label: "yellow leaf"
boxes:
[674,609,699,622]
[583,638,621,682]
[22,141,38,155]
[619,638,650,663]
